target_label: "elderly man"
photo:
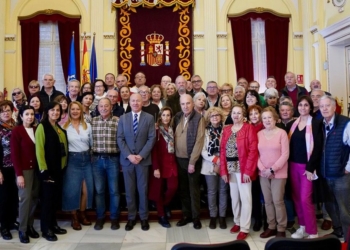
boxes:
[160,75,172,89]
[91,98,121,231]
[130,72,146,93]
[310,89,325,120]
[234,85,245,104]
[249,81,267,107]
[116,74,128,90]
[309,79,331,96]
[319,95,350,241]
[174,94,205,229]
[237,77,249,91]
[39,73,64,109]
[67,79,81,102]
[105,73,117,91]
[92,90,124,118]
[139,85,159,121]
[166,75,191,114]
[281,71,308,109]
[206,81,220,108]
[191,75,207,96]
[117,93,156,231]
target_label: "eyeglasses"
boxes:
[12,91,21,96]
[139,91,150,95]
[29,85,39,89]
[1,109,11,114]
[95,85,104,88]
[221,89,232,93]
[210,114,220,118]
[207,86,217,90]
[249,86,259,89]
[192,80,202,84]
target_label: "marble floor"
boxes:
[0,218,337,250]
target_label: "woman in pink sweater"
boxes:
[257,107,289,238]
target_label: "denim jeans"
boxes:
[325,174,350,240]
[92,155,120,220]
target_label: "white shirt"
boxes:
[131,111,142,123]
[324,115,350,172]
[25,127,35,143]
[66,123,92,152]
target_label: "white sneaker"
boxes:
[307,234,319,239]
[291,226,308,239]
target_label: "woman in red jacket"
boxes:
[220,104,258,240]
[10,105,39,244]
[148,107,178,228]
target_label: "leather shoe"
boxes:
[53,225,67,235]
[42,230,57,242]
[219,217,227,229]
[158,216,171,228]
[111,219,120,230]
[1,229,12,240]
[19,231,29,244]
[71,214,82,231]
[141,220,150,231]
[176,217,192,227]
[193,218,202,230]
[326,231,343,238]
[260,228,277,238]
[125,220,136,231]
[94,218,105,230]
[321,219,332,230]
[276,231,286,238]
[209,217,216,229]
[253,220,262,231]
[27,226,39,238]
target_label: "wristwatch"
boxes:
[270,168,275,175]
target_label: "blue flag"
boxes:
[67,34,76,82]
[90,35,97,82]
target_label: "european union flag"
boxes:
[90,34,97,82]
[67,34,76,82]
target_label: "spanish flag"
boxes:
[81,37,90,84]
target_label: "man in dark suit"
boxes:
[117,93,156,231]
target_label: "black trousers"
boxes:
[0,167,18,230]
[40,176,62,233]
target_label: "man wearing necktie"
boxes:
[319,95,350,241]
[117,93,156,231]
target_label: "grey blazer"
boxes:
[117,111,156,167]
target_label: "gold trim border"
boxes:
[228,7,291,18]
[18,9,81,20]
[176,6,191,80]
[112,0,195,8]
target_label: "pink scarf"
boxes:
[288,115,313,161]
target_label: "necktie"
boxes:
[326,125,330,132]
[133,113,138,135]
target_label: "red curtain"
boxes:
[229,16,254,83]
[229,13,289,90]
[265,15,289,91]
[20,14,80,97]
[20,22,39,97]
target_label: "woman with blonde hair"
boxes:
[201,107,228,229]
[62,101,93,230]
[219,94,235,125]
[164,83,177,99]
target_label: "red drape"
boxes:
[265,15,289,91]
[20,14,80,97]
[229,16,254,83]
[58,20,80,83]
[229,13,289,90]
[20,22,39,98]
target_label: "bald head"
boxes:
[107,89,119,105]
[180,94,194,116]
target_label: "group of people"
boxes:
[0,71,349,245]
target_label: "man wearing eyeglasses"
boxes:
[190,75,207,96]
[39,73,64,109]
[237,77,249,91]
[130,72,146,94]
[206,81,220,109]
[139,85,159,122]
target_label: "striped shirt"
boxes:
[91,115,119,153]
